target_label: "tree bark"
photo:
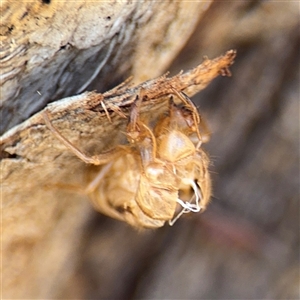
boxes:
[1,0,210,134]
[1,1,212,298]
[1,1,299,299]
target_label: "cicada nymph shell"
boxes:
[43,89,211,228]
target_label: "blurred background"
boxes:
[2,1,299,299]
[59,1,299,299]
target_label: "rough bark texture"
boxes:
[1,0,210,134]
[1,1,299,299]
[1,1,214,298]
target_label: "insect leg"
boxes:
[127,88,144,134]
[85,162,113,194]
[126,88,158,166]
[172,88,212,146]
[43,110,120,165]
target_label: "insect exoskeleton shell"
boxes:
[136,161,180,221]
[158,130,196,162]
[89,154,167,228]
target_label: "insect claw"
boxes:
[110,104,127,119]
[100,101,112,123]
[100,100,127,122]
